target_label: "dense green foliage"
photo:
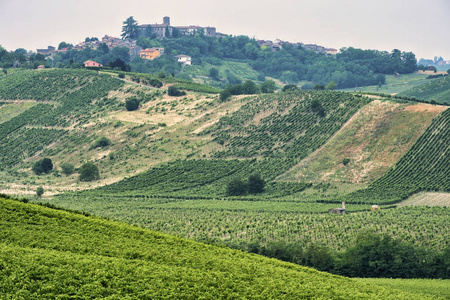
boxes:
[2,197,431,299]
[400,75,450,104]
[79,162,100,182]
[341,108,450,204]
[32,157,53,175]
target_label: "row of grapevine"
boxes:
[2,197,427,299]
[340,108,450,204]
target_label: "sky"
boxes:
[0,0,449,60]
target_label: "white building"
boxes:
[176,55,192,65]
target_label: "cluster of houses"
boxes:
[256,39,337,55]
[36,16,337,69]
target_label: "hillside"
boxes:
[399,75,450,104]
[1,196,435,299]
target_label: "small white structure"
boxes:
[371,205,380,211]
[175,55,192,65]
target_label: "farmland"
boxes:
[2,196,435,299]
[1,69,449,295]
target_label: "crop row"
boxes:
[340,108,450,204]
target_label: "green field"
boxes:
[400,75,450,104]
[3,197,435,299]
[357,278,450,299]
[339,72,429,94]
[1,69,449,296]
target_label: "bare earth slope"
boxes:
[278,101,446,184]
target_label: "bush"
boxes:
[167,86,186,97]
[342,158,351,166]
[311,99,326,117]
[61,162,75,175]
[226,178,247,196]
[247,174,265,194]
[79,162,100,182]
[283,84,299,92]
[125,97,140,111]
[36,186,44,197]
[32,158,53,175]
[92,136,111,148]
[118,72,125,79]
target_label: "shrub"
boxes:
[125,97,140,111]
[118,72,125,79]
[92,136,111,148]
[226,178,247,196]
[61,162,75,175]
[343,158,351,166]
[247,174,265,194]
[168,86,186,97]
[36,186,44,197]
[79,162,100,182]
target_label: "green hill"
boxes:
[399,75,450,104]
[0,196,437,299]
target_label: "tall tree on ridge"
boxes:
[122,16,140,40]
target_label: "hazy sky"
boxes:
[1,0,449,60]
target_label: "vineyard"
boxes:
[2,197,433,299]
[399,75,450,104]
[340,108,450,204]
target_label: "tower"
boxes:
[163,16,170,26]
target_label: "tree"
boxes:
[260,80,276,93]
[226,178,247,196]
[283,84,299,92]
[311,99,325,117]
[79,162,100,182]
[121,16,140,40]
[242,80,258,94]
[279,71,299,84]
[32,158,53,175]
[108,58,131,72]
[209,67,219,80]
[125,97,140,111]
[325,81,337,90]
[219,89,232,102]
[165,26,171,38]
[247,174,265,194]
[36,186,44,197]
[314,84,325,90]
[61,162,75,175]
[168,86,186,96]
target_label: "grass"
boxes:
[357,278,450,299]
[278,100,445,184]
[0,101,36,124]
[399,75,450,104]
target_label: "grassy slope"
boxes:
[1,197,432,299]
[399,75,450,104]
[339,72,429,94]
[278,100,447,184]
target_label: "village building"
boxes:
[176,55,192,65]
[84,60,103,68]
[139,17,216,38]
[140,48,161,60]
[329,202,346,214]
[36,46,56,55]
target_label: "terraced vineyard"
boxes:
[3,197,433,299]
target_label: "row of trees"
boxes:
[32,158,99,182]
[237,231,450,279]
